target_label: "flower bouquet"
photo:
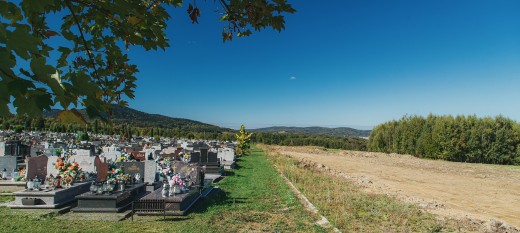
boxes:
[106,161,130,190]
[53,157,82,187]
[158,158,174,179]
[169,175,184,195]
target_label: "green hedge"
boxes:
[368,115,520,165]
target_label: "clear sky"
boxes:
[124,0,520,130]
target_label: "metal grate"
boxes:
[131,199,166,221]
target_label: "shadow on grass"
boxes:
[157,217,190,222]
[188,188,246,215]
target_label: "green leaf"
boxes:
[30,57,56,81]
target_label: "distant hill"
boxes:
[251,126,371,138]
[43,105,229,133]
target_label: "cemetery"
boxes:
[0,131,235,222]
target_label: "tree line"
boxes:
[252,132,367,151]
[368,115,520,165]
[0,116,235,141]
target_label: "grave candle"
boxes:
[11,169,19,181]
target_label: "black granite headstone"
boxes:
[190,152,200,164]
[208,152,218,163]
[200,148,208,164]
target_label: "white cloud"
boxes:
[290,76,297,80]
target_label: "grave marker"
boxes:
[143,160,157,184]
[26,156,48,180]
[69,155,98,173]
[117,162,144,181]
[208,151,218,163]
[190,152,200,164]
[200,148,208,164]
[0,156,18,178]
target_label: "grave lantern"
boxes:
[12,169,19,182]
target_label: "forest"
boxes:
[368,115,520,165]
[252,132,368,151]
[0,115,232,141]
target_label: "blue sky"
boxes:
[124,0,520,130]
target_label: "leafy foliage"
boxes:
[368,115,520,165]
[252,132,368,151]
[251,126,371,138]
[0,0,295,118]
[2,105,232,139]
[235,124,253,156]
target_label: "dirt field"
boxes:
[266,146,520,232]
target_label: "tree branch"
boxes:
[65,0,106,94]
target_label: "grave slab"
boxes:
[9,181,93,209]
[73,183,147,213]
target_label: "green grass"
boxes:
[262,145,452,233]
[0,147,325,233]
[0,195,14,203]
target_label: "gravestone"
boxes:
[174,148,183,156]
[117,162,144,181]
[208,152,218,163]
[0,156,18,178]
[96,162,109,182]
[69,155,98,173]
[143,160,157,184]
[171,162,188,175]
[0,141,5,156]
[102,151,121,162]
[26,156,48,180]
[159,153,175,160]
[200,148,208,164]
[74,149,92,157]
[190,152,200,164]
[46,156,60,177]
[131,152,146,161]
[225,149,235,161]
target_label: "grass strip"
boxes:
[261,144,449,233]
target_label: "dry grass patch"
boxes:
[262,145,450,233]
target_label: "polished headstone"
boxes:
[26,156,48,180]
[208,152,218,163]
[189,152,200,164]
[117,162,144,180]
[200,148,208,163]
[96,162,109,182]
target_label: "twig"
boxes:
[64,0,105,93]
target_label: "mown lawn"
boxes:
[0,195,14,203]
[0,147,324,233]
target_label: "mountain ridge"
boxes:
[43,105,230,133]
[250,126,371,138]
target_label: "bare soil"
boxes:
[267,146,520,232]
